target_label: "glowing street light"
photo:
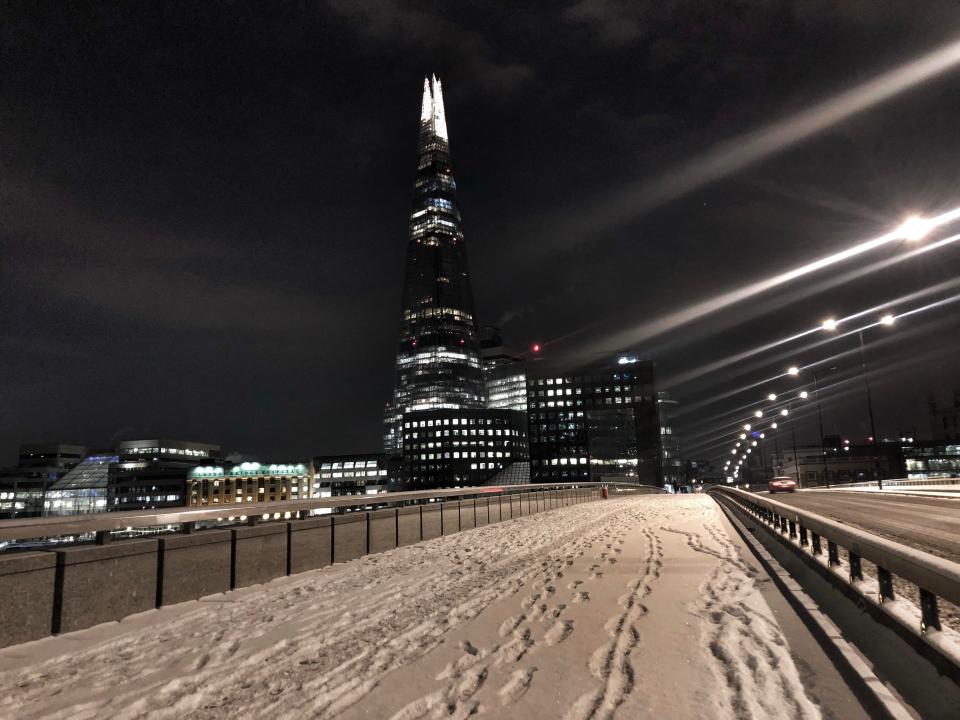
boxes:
[880,313,895,326]
[759,432,766,439]
[799,391,809,399]
[739,433,747,439]
[780,408,789,416]
[822,317,838,331]
[731,449,737,454]
[754,410,763,418]
[743,423,752,431]
[788,366,800,376]
[735,442,741,448]
[767,393,777,401]
[751,440,758,447]
[771,422,779,429]
[897,215,932,241]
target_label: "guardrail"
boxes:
[0,482,660,648]
[832,477,960,490]
[709,486,960,673]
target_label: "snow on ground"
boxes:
[0,495,822,719]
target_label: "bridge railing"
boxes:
[0,481,661,648]
[709,485,960,673]
[830,477,960,490]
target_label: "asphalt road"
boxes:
[768,490,960,563]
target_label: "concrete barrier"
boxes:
[232,523,287,589]
[332,513,367,563]
[159,530,231,606]
[54,538,158,635]
[460,499,476,530]
[442,501,460,536]
[422,504,442,540]
[288,516,332,574]
[0,552,56,647]
[397,506,422,547]
[368,508,398,554]
[475,498,489,527]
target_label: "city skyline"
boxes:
[3,4,960,463]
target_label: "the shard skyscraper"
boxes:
[384,76,486,453]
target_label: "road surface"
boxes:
[768,490,960,562]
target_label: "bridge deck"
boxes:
[0,495,865,719]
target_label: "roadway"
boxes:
[766,489,960,563]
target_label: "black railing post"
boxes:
[920,589,941,632]
[811,532,822,555]
[877,567,894,603]
[849,552,863,582]
[788,520,797,539]
[827,541,839,567]
[799,526,808,546]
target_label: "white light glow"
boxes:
[822,318,838,331]
[767,393,777,401]
[754,410,763,418]
[880,313,895,326]
[781,409,789,416]
[799,391,809,399]
[788,366,800,376]
[743,423,751,431]
[897,215,932,241]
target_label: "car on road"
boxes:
[768,476,797,493]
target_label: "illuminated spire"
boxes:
[420,77,432,123]
[431,74,448,140]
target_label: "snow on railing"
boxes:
[709,485,960,675]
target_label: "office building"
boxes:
[0,443,87,517]
[44,454,120,516]
[188,462,313,507]
[384,76,486,453]
[658,392,685,491]
[313,454,391,497]
[400,408,528,489]
[481,327,528,413]
[526,358,661,485]
[929,387,960,442]
[107,439,221,511]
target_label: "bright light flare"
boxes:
[743,423,752,431]
[880,313,895,326]
[771,422,778,429]
[754,410,763,418]
[897,215,933,241]
[780,409,790,416]
[767,393,777,401]
[799,391,809,399]
[788,366,800,376]
[822,318,838,331]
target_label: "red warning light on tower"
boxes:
[531,343,542,354]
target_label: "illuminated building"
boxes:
[43,454,116,516]
[188,462,312,507]
[658,392,685,490]
[107,439,221,511]
[384,75,485,453]
[313,454,391,498]
[0,443,87,517]
[481,327,528,413]
[526,358,661,485]
[399,409,528,489]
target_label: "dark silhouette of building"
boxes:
[384,76,485,453]
[0,443,87,517]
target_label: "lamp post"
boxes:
[857,329,883,490]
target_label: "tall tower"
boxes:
[384,76,486,453]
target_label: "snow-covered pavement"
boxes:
[0,495,829,719]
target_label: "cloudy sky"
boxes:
[3,1,960,465]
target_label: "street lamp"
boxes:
[754,410,763,418]
[788,366,800,376]
[880,313,895,326]
[780,408,789,416]
[897,215,932,241]
[822,318,838,331]
[743,423,752,431]
[767,393,777,401]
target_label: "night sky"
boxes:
[4,1,960,466]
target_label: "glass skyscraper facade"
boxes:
[385,76,485,453]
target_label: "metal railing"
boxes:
[709,486,960,671]
[0,481,661,545]
[829,477,960,490]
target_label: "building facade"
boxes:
[0,443,87,517]
[384,76,486,453]
[526,358,661,485]
[400,408,528,489]
[657,392,685,491]
[481,327,528,413]
[107,439,221,511]
[188,462,313,507]
[313,454,391,497]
